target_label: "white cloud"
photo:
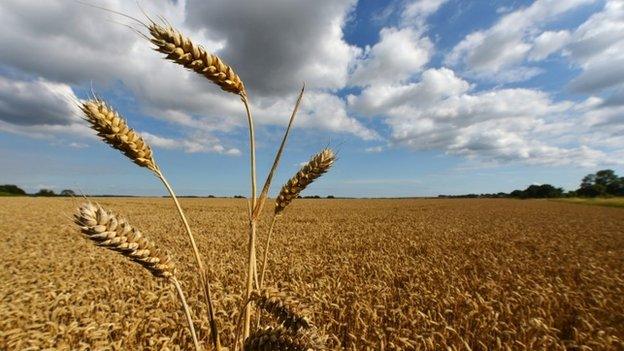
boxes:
[0,76,79,126]
[350,27,432,86]
[0,76,92,139]
[350,66,621,167]
[566,0,624,93]
[529,30,571,61]
[0,0,372,146]
[365,146,384,153]
[142,132,241,155]
[185,0,360,95]
[446,0,595,82]
[401,0,448,28]
[349,68,470,116]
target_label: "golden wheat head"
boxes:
[74,202,174,279]
[80,99,157,172]
[275,148,336,214]
[148,22,245,95]
[251,288,313,332]
[244,326,321,351]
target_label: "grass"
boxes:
[554,197,624,208]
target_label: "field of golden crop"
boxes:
[1,197,623,350]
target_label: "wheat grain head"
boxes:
[275,148,335,215]
[149,22,245,95]
[74,202,174,279]
[243,326,320,351]
[80,99,158,172]
[251,288,313,332]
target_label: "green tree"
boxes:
[0,184,26,195]
[578,169,623,197]
[35,189,56,197]
[60,189,76,196]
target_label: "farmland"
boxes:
[1,197,623,350]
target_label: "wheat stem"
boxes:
[156,170,221,351]
[172,277,202,351]
[156,170,202,270]
[240,94,258,341]
[252,84,305,219]
[259,215,278,289]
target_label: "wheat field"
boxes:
[0,197,622,350]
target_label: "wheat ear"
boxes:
[147,16,255,344]
[243,327,319,351]
[149,22,245,95]
[275,148,336,215]
[251,289,313,332]
[81,99,157,172]
[258,149,335,291]
[81,97,221,350]
[73,202,201,351]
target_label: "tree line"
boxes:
[439,169,624,199]
[3,169,622,199]
[0,185,76,196]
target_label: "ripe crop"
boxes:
[1,198,622,350]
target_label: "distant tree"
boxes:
[207,195,215,198]
[522,184,563,198]
[326,195,335,199]
[0,184,26,195]
[60,189,76,196]
[233,195,245,199]
[510,190,523,198]
[36,189,56,197]
[577,169,623,197]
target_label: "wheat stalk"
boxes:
[80,99,158,172]
[243,327,320,351]
[258,149,336,290]
[275,148,336,215]
[149,22,245,96]
[251,288,313,332]
[80,97,221,350]
[73,202,201,351]
[149,19,259,342]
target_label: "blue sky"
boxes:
[0,0,622,197]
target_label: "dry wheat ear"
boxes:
[251,288,313,333]
[74,202,173,278]
[244,326,325,351]
[149,22,245,95]
[80,99,158,172]
[275,148,335,215]
[73,202,202,350]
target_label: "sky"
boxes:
[0,0,623,197]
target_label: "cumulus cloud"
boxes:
[446,0,594,82]
[350,27,432,86]
[142,132,241,155]
[566,0,624,93]
[529,30,571,61]
[0,0,621,170]
[185,0,360,95]
[350,66,620,166]
[0,0,373,148]
[0,76,79,126]
[401,0,449,28]
[0,75,92,139]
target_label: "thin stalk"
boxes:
[156,169,221,351]
[240,93,258,340]
[259,215,278,289]
[243,220,257,340]
[241,95,257,209]
[172,277,202,351]
[252,83,305,219]
[156,169,203,269]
